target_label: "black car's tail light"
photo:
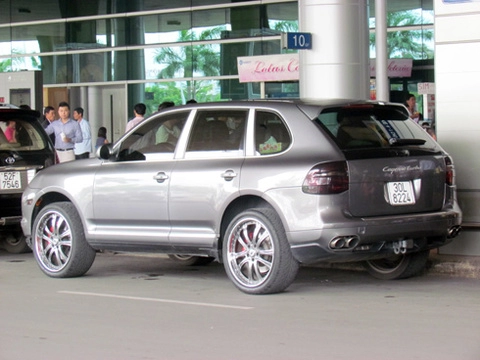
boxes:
[445,156,454,186]
[302,161,349,194]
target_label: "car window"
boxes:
[316,105,437,150]
[255,111,291,155]
[186,110,247,152]
[118,111,189,161]
[0,118,48,151]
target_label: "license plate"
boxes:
[0,171,22,190]
[387,181,415,206]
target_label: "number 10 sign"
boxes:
[284,32,312,50]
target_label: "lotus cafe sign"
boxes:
[237,54,300,98]
[236,53,413,98]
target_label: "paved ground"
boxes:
[427,252,480,278]
[319,250,480,279]
[2,249,480,360]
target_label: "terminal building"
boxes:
[1,0,479,255]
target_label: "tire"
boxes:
[222,208,299,295]
[167,254,215,266]
[363,250,430,280]
[3,233,31,254]
[32,202,96,278]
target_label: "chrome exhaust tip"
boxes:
[329,236,360,250]
[447,225,461,239]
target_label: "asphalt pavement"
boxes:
[320,250,480,279]
[427,251,480,279]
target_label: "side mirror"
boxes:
[97,144,114,160]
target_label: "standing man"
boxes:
[44,102,82,163]
[125,103,146,133]
[73,107,92,159]
[41,106,56,144]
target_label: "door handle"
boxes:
[221,170,237,181]
[153,172,169,183]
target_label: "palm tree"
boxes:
[271,20,298,33]
[0,59,12,72]
[370,11,433,59]
[0,53,40,72]
[154,27,223,101]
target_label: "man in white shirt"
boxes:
[73,107,92,159]
[125,103,146,133]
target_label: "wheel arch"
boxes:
[217,195,279,262]
[31,192,76,232]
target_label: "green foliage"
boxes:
[370,11,433,59]
[144,80,221,113]
[154,27,223,101]
[271,20,298,33]
[0,59,12,72]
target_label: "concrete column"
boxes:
[88,86,103,148]
[374,0,389,101]
[299,0,369,100]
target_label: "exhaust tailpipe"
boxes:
[447,225,461,238]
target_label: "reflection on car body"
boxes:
[21,100,462,294]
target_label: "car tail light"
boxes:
[445,156,454,186]
[302,161,349,194]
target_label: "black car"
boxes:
[0,104,56,253]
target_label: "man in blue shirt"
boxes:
[45,101,83,163]
[73,107,92,159]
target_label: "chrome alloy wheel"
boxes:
[226,216,275,289]
[34,209,73,273]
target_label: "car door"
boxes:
[91,111,190,249]
[167,109,248,252]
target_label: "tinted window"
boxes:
[187,110,247,151]
[255,111,291,155]
[316,105,437,150]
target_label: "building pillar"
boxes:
[88,86,103,147]
[298,0,369,100]
[374,0,388,101]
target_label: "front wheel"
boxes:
[223,208,299,295]
[2,232,30,254]
[363,250,430,280]
[32,202,96,278]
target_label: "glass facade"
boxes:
[0,0,433,106]
[368,3,434,114]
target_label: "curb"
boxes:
[427,254,480,279]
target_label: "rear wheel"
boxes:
[3,232,30,254]
[364,250,430,280]
[167,254,214,266]
[223,208,299,294]
[32,202,96,278]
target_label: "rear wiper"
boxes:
[388,138,426,146]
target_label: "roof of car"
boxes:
[0,104,41,120]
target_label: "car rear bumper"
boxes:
[1,216,22,226]
[288,208,462,264]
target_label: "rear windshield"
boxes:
[0,118,49,151]
[315,105,437,150]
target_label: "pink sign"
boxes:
[237,54,300,83]
[370,59,413,78]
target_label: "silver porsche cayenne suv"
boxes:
[21,100,462,294]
